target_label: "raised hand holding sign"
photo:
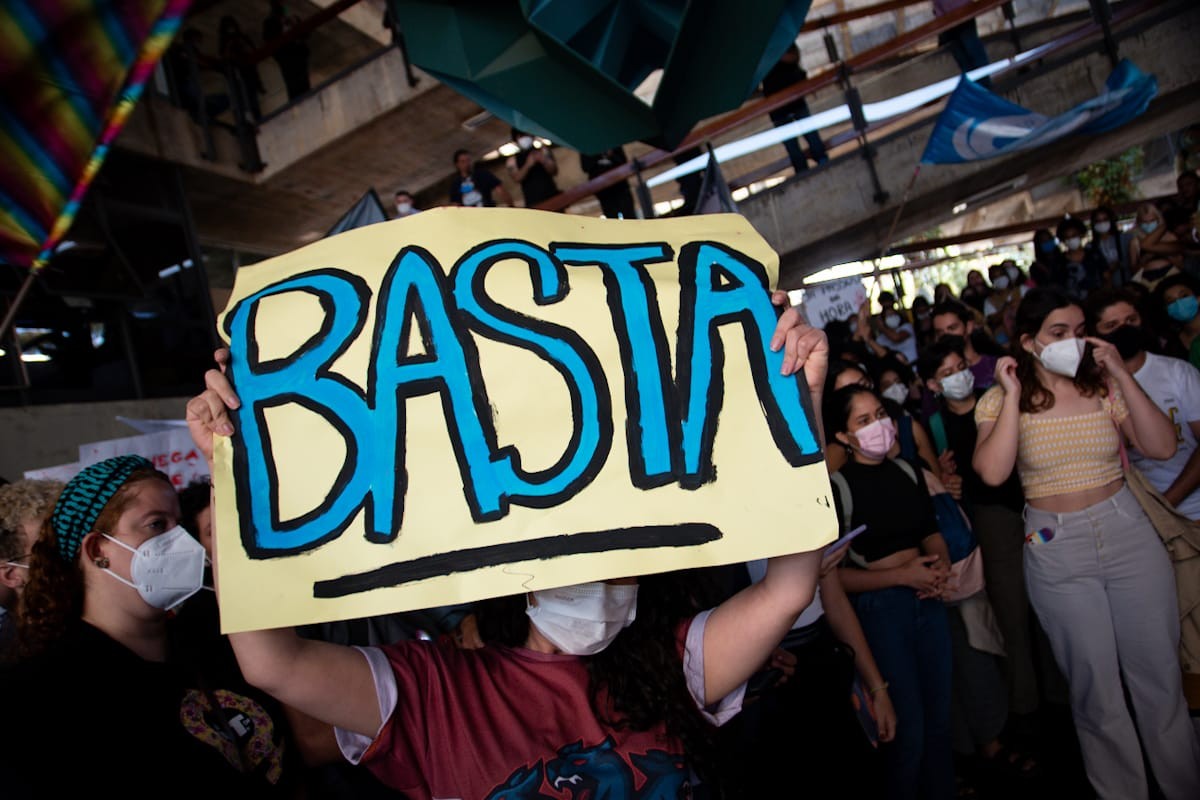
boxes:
[209,209,835,632]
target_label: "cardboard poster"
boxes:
[26,423,209,488]
[212,209,835,632]
[802,276,868,329]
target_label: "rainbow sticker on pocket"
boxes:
[1025,527,1055,545]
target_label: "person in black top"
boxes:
[263,0,310,102]
[825,385,955,800]
[1030,228,1068,290]
[506,128,560,207]
[919,337,1060,719]
[1,457,296,797]
[579,147,636,219]
[959,269,990,314]
[450,149,512,208]
[761,44,828,174]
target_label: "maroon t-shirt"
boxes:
[338,611,740,799]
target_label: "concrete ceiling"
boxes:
[174,0,1116,269]
[176,0,870,258]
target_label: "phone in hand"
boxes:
[824,524,867,557]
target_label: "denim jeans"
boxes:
[938,21,991,88]
[1024,486,1200,799]
[771,102,829,173]
[853,586,954,800]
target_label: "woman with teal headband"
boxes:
[0,456,295,795]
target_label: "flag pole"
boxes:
[0,269,37,342]
[878,163,922,261]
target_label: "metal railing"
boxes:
[536,0,1161,214]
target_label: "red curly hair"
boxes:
[17,468,172,658]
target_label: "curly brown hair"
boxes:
[17,468,171,658]
[1012,287,1107,413]
[0,479,64,548]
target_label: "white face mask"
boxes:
[939,368,975,401]
[517,136,534,150]
[100,526,207,610]
[1064,236,1083,251]
[992,275,1010,290]
[1006,266,1020,282]
[881,382,909,405]
[526,582,638,656]
[1035,337,1085,378]
[884,313,902,329]
[1094,221,1112,234]
[395,202,413,215]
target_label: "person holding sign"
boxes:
[185,292,828,798]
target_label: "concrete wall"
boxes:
[254,49,436,181]
[119,47,437,183]
[1,397,191,481]
[740,2,1200,285]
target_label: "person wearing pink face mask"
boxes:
[825,384,955,800]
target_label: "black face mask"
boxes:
[1102,324,1148,360]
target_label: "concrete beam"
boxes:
[118,46,437,183]
[0,397,190,480]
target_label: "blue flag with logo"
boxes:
[920,59,1157,164]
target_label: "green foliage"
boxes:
[1072,146,1144,207]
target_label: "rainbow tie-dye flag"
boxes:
[0,0,190,271]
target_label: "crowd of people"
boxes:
[2,175,1200,799]
[811,171,1200,798]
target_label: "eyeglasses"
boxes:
[2,553,31,569]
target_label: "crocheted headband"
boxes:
[51,455,153,562]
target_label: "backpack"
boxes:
[927,410,948,456]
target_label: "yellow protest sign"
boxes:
[212,209,835,632]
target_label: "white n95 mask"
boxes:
[1037,337,1085,378]
[101,526,206,610]
[881,383,909,406]
[940,369,975,401]
[526,582,638,656]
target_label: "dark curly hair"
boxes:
[1012,288,1106,413]
[475,569,726,789]
[18,468,172,658]
[177,478,212,545]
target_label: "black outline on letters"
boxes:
[675,242,822,490]
[366,245,507,537]
[223,268,374,558]
[551,242,683,489]
[449,239,613,516]
[311,523,722,597]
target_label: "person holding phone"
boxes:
[973,287,1200,799]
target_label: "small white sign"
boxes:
[77,427,209,490]
[802,277,867,329]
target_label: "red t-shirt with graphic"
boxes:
[336,609,742,799]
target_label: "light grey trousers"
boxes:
[1024,485,1200,800]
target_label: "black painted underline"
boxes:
[312,523,723,598]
